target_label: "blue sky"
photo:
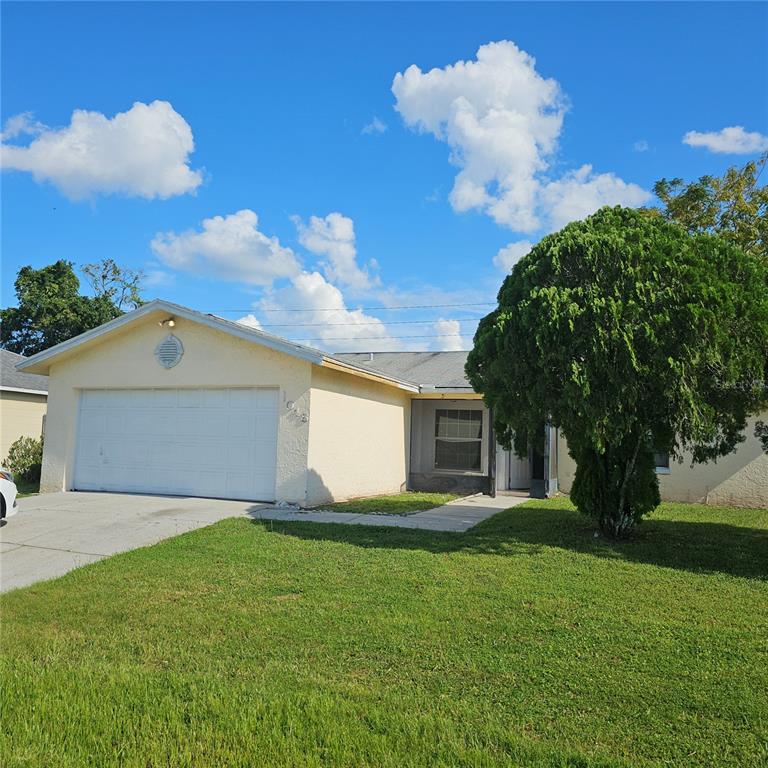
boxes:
[2,1,766,351]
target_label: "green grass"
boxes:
[318,490,461,515]
[1,498,767,768]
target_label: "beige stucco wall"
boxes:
[0,391,47,462]
[40,313,312,504]
[306,365,411,506]
[556,416,768,508]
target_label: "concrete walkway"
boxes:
[1,491,526,592]
[250,492,529,532]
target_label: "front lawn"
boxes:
[319,490,460,515]
[1,498,766,767]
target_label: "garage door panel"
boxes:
[74,388,278,501]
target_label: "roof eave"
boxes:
[15,299,326,375]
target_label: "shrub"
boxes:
[4,435,43,485]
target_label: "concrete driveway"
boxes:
[0,492,270,593]
[0,491,523,593]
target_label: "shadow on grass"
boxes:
[252,503,768,580]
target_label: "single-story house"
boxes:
[1,349,48,462]
[16,299,768,508]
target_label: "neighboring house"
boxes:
[1,349,48,462]
[16,300,767,508]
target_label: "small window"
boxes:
[654,451,670,474]
[434,409,483,472]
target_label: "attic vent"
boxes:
[154,334,184,369]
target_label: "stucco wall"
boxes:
[557,417,768,508]
[306,366,410,506]
[0,391,47,461]
[40,314,312,504]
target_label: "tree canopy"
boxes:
[0,260,141,356]
[651,153,767,263]
[467,206,768,536]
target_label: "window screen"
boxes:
[434,409,483,471]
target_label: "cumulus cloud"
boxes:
[433,318,466,351]
[392,40,649,233]
[494,240,533,272]
[362,116,387,135]
[0,100,202,200]
[683,126,768,155]
[236,314,263,330]
[633,139,649,153]
[151,209,301,286]
[293,212,375,290]
[540,165,650,230]
[260,271,396,352]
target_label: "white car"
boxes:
[0,469,18,521]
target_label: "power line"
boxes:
[290,333,473,342]
[210,302,495,313]
[259,318,481,328]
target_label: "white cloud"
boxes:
[433,318,466,351]
[683,126,768,155]
[362,116,387,135]
[293,212,375,290]
[143,269,175,288]
[0,100,202,200]
[392,40,649,233]
[633,139,649,152]
[494,240,533,272]
[260,271,397,352]
[151,209,301,286]
[540,165,650,230]
[236,314,263,330]
[0,112,45,141]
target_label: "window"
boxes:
[654,451,670,474]
[434,409,483,472]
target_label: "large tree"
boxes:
[651,152,767,263]
[0,260,130,356]
[651,154,768,449]
[467,207,768,537]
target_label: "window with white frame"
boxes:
[434,409,483,472]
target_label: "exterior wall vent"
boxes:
[155,334,184,369]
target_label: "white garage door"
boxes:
[74,388,279,501]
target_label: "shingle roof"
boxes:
[333,351,474,392]
[1,349,48,393]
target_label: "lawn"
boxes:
[1,498,766,768]
[318,490,460,515]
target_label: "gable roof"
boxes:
[14,299,420,393]
[1,349,48,394]
[333,351,474,393]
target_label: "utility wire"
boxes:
[258,317,481,328]
[289,333,473,342]
[209,301,495,313]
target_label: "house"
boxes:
[1,349,48,462]
[16,299,768,508]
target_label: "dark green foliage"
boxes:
[649,156,768,450]
[4,435,43,485]
[467,206,768,536]
[0,261,123,355]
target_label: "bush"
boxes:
[4,435,43,485]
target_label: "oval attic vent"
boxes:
[155,334,184,369]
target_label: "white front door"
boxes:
[73,388,279,501]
